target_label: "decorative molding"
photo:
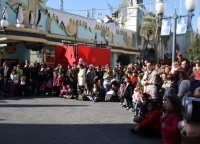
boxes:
[48,14,58,32]
[65,21,77,36]
[47,8,135,37]
[0,27,138,52]
[39,0,48,3]
[38,1,47,13]
[124,35,133,46]
[3,25,48,35]
[101,29,113,43]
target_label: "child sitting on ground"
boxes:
[78,83,91,101]
[90,83,101,102]
[59,85,68,98]
[64,85,76,99]
[105,83,118,102]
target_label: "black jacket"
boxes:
[123,82,134,99]
[0,67,11,79]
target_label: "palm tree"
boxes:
[140,12,170,61]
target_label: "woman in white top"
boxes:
[10,70,19,85]
[78,64,86,87]
[103,67,114,93]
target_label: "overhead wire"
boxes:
[63,1,160,12]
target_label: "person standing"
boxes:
[78,64,86,88]
[123,76,134,110]
[86,64,96,88]
[0,62,11,95]
[141,62,157,94]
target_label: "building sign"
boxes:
[140,50,148,59]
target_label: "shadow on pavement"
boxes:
[0,123,162,144]
[0,104,89,108]
[0,96,59,100]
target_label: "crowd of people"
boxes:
[0,52,200,144]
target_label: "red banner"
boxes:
[78,45,111,67]
[55,45,111,68]
[55,45,76,69]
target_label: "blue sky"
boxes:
[46,0,200,30]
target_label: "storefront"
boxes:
[0,0,139,68]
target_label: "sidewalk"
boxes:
[0,96,162,144]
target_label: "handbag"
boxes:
[78,94,87,101]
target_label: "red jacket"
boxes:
[55,76,64,87]
[131,76,137,86]
[139,110,162,129]
[161,111,182,144]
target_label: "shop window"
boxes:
[44,47,55,69]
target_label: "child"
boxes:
[37,71,46,95]
[46,77,53,96]
[75,86,84,100]
[8,79,15,97]
[52,71,58,96]
[91,83,101,102]
[105,83,118,102]
[150,74,162,100]
[130,87,143,115]
[78,83,91,101]
[60,85,68,98]
[130,70,138,87]
[170,62,180,74]
[0,74,4,96]
[163,74,178,101]
[40,81,47,96]
[118,84,125,105]
[10,70,19,85]
[64,85,76,99]
[18,76,28,96]
[55,73,64,96]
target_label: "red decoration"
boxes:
[55,45,111,68]
[77,45,111,66]
[5,46,16,54]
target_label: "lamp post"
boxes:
[138,44,142,57]
[155,0,197,63]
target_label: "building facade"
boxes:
[0,0,138,68]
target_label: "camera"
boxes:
[182,96,200,124]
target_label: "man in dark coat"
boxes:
[0,62,11,94]
[123,76,134,110]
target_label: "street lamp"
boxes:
[138,44,142,58]
[156,0,197,63]
[138,45,142,51]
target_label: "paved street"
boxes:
[0,96,161,144]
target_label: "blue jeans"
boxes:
[132,101,139,112]
[93,96,101,102]
[87,96,93,101]
[103,84,110,94]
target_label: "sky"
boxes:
[46,0,200,30]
